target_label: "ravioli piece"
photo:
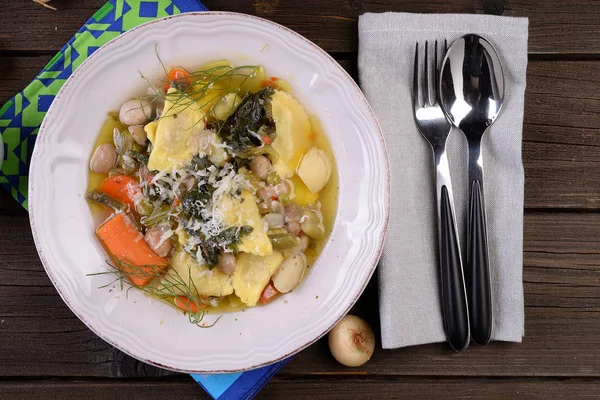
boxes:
[144,120,159,143]
[147,88,206,171]
[232,251,284,306]
[155,249,233,298]
[270,90,312,178]
[217,190,273,256]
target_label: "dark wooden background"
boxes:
[1,0,599,398]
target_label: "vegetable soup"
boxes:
[86,60,337,325]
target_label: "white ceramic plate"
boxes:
[29,12,389,373]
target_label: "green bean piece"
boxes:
[140,205,171,227]
[279,193,290,206]
[135,199,154,216]
[300,210,325,240]
[267,228,288,236]
[257,201,270,214]
[270,234,300,250]
[85,189,126,212]
[266,171,280,186]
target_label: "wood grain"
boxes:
[1,377,600,399]
[0,213,598,378]
[262,377,600,399]
[523,61,600,209]
[1,0,600,55]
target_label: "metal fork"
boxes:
[413,41,470,352]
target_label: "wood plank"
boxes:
[0,379,210,400]
[1,0,599,55]
[1,377,599,399]
[0,55,49,107]
[264,377,600,399]
[0,212,598,378]
[523,60,600,209]
[1,56,599,209]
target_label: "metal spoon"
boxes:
[439,34,504,345]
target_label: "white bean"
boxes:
[257,181,290,201]
[89,144,117,173]
[144,228,172,258]
[128,125,148,145]
[272,252,306,293]
[263,213,285,229]
[284,202,304,222]
[119,99,152,126]
[218,253,237,275]
[287,221,301,236]
[250,155,271,181]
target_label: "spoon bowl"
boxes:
[439,34,505,346]
[440,35,504,137]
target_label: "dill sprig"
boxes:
[139,46,264,133]
[88,258,221,328]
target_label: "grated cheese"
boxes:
[172,157,254,260]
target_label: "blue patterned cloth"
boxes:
[0,1,291,398]
[192,358,292,399]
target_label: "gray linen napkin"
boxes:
[358,13,528,348]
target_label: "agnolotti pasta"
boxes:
[86,59,337,325]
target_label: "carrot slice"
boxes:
[261,79,277,89]
[100,175,141,212]
[96,213,168,286]
[171,198,182,207]
[164,67,191,92]
[259,282,280,305]
[174,296,205,314]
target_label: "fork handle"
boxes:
[435,151,470,352]
[467,143,493,345]
[439,186,470,351]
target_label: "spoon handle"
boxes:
[435,149,470,352]
[467,143,493,345]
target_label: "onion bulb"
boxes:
[328,314,375,367]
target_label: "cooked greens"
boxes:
[200,226,253,268]
[215,87,276,154]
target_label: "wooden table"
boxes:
[1,0,599,398]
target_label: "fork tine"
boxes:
[424,41,431,106]
[413,42,420,108]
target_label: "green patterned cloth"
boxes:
[0,0,207,210]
